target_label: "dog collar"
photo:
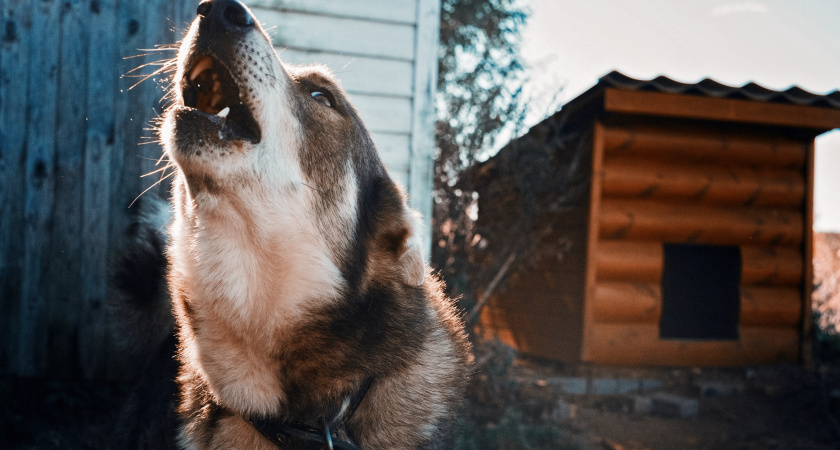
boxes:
[247,416,361,450]
[247,377,373,450]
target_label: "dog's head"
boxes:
[160,0,425,295]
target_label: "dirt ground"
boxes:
[496,357,840,450]
[3,233,840,449]
[2,357,838,450]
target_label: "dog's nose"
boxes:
[196,0,254,30]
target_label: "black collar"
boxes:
[247,378,373,450]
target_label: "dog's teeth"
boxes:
[217,107,230,118]
[189,57,213,81]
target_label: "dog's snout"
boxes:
[196,0,254,30]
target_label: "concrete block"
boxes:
[640,379,663,392]
[633,395,653,414]
[551,399,577,422]
[547,377,588,395]
[592,378,643,395]
[698,381,744,397]
[650,393,699,418]
[592,378,619,395]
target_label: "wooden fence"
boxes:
[1,0,195,379]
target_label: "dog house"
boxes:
[465,72,840,366]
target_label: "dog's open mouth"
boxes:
[181,55,261,143]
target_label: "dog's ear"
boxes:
[397,209,426,287]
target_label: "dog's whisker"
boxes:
[141,164,174,178]
[129,170,176,208]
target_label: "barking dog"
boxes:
[145,0,472,448]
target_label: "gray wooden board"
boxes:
[20,0,62,376]
[371,132,411,171]
[349,94,413,134]
[245,0,417,25]
[255,8,416,61]
[80,0,120,379]
[48,0,88,376]
[276,48,414,98]
[408,0,442,254]
[0,0,29,375]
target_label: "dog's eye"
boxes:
[310,91,332,107]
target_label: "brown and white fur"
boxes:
[152,0,471,448]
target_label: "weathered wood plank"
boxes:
[0,0,30,376]
[371,132,411,171]
[591,280,800,327]
[597,241,803,287]
[46,0,89,377]
[601,157,804,207]
[408,0,440,254]
[602,125,806,169]
[802,143,816,365]
[741,286,802,327]
[18,0,62,377]
[592,281,660,324]
[581,123,606,362]
[255,8,416,61]
[350,94,413,134]
[245,0,417,24]
[599,199,803,246]
[604,88,840,131]
[585,323,799,366]
[276,48,414,98]
[80,0,120,379]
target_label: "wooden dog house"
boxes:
[465,72,840,366]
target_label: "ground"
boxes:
[458,342,840,449]
[3,233,840,449]
[2,357,839,450]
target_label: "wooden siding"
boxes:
[581,121,811,366]
[248,0,440,250]
[0,0,194,379]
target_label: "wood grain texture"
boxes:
[599,199,803,246]
[601,157,804,207]
[256,8,416,61]
[581,123,606,362]
[590,281,800,327]
[79,0,120,379]
[602,125,806,169]
[19,0,61,376]
[277,48,414,98]
[245,0,417,24]
[407,0,441,254]
[371,132,411,171]
[0,0,30,375]
[586,323,799,366]
[604,88,840,131]
[350,94,413,134]
[47,0,88,377]
[597,241,803,287]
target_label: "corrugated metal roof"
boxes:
[597,71,840,109]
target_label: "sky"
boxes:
[519,0,840,231]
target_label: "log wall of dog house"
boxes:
[581,120,812,366]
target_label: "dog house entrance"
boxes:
[659,243,741,340]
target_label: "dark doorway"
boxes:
[659,243,741,340]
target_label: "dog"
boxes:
[115,0,472,448]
